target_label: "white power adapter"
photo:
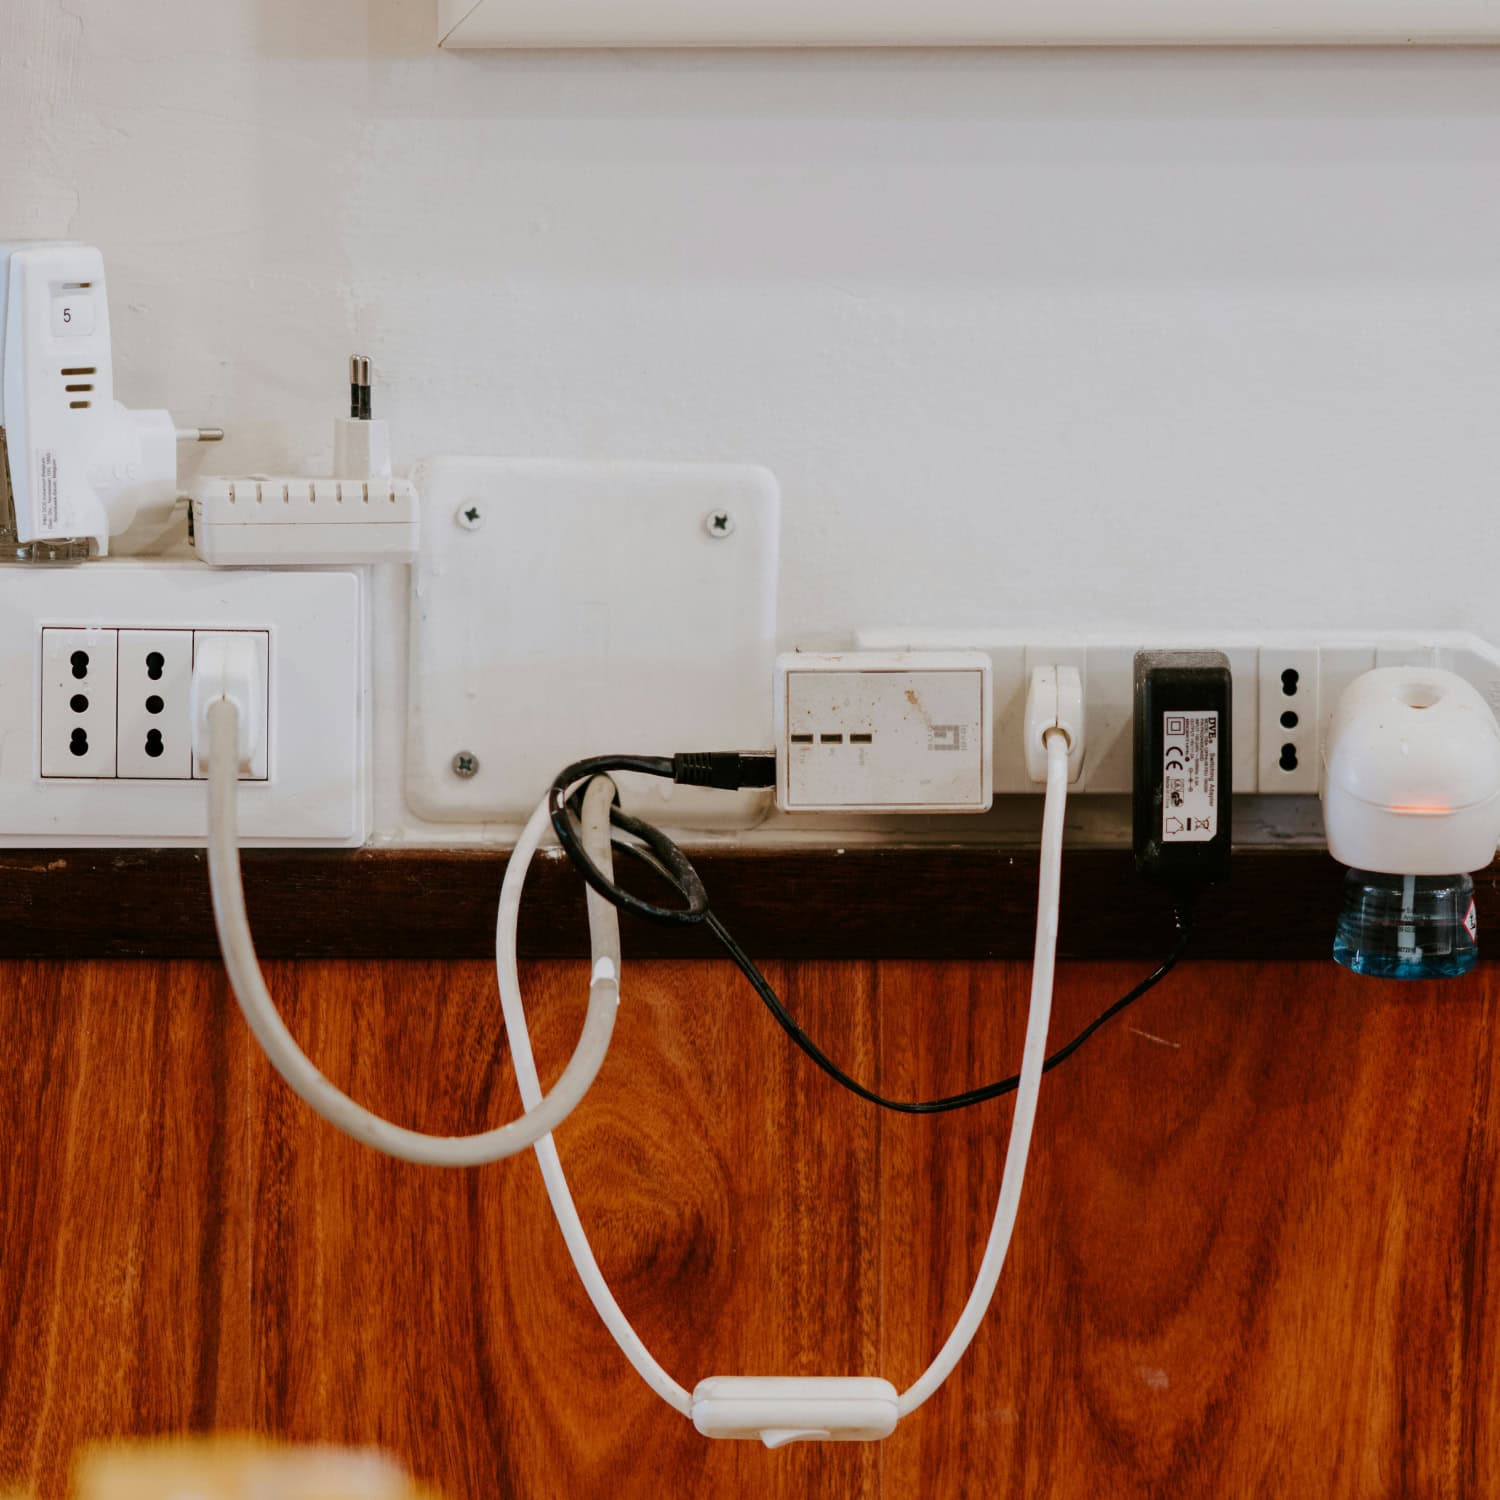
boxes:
[774,650,993,812]
[189,355,418,565]
[0,241,220,557]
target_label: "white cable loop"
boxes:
[205,697,619,1168]
[500,731,1072,1429]
[498,779,694,1414]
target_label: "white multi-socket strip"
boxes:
[855,629,1500,795]
[189,476,419,565]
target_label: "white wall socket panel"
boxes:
[407,458,779,830]
[0,562,366,846]
[855,629,1500,796]
[775,651,992,813]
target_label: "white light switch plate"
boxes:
[0,562,366,846]
[406,458,779,829]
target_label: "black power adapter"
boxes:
[1133,650,1233,894]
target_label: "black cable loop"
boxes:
[582,795,1196,1115]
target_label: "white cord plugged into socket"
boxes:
[191,633,265,774]
[1024,665,1085,784]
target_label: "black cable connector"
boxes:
[671,751,777,790]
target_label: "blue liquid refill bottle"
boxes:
[1332,870,1477,979]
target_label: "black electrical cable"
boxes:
[549,755,706,925]
[549,760,1195,1115]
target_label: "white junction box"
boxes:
[856,628,1500,796]
[407,458,779,830]
[775,651,992,813]
[0,563,366,845]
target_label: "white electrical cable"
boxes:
[897,724,1068,1416]
[498,730,1072,1429]
[497,782,695,1415]
[204,697,621,1168]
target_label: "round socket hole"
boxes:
[1398,682,1442,711]
[144,729,164,759]
[69,693,88,714]
[1280,710,1298,730]
[1279,743,1299,771]
[69,650,89,680]
[69,727,88,757]
[145,694,165,715]
[1281,668,1299,696]
[146,651,165,681]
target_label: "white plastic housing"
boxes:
[0,242,178,555]
[332,416,392,481]
[775,650,992,813]
[191,632,267,774]
[1024,663,1085,784]
[406,457,778,831]
[0,563,365,847]
[190,475,419,564]
[1322,667,1500,876]
[440,0,1500,47]
[691,1377,899,1448]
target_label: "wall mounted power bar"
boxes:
[856,629,1500,796]
[0,563,366,846]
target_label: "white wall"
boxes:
[5,0,1500,840]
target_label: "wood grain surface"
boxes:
[0,956,1494,1498]
[0,845,1443,961]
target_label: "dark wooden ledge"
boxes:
[0,845,1482,961]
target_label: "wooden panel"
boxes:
[0,956,1495,1498]
[11,845,1499,961]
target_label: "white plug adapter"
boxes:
[332,354,391,480]
[189,354,417,565]
[0,241,219,557]
[774,650,992,813]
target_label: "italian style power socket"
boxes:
[42,626,270,782]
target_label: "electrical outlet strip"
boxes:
[189,476,418,565]
[855,629,1500,795]
[0,562,366,845]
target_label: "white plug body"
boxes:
[0,242,179,556]
[1023,664,1086,784]
[1322,667,1500,875]
[191,632,265,774]
[333,415,391,480]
